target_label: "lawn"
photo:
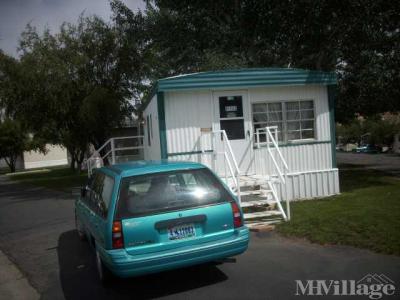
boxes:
[7,167,88,193]
[276,165,400,256]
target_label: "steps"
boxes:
[225,175,287,226]
[206,127,290,226]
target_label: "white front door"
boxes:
[213,91,255,175]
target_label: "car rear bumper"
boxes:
[99,227,249,278]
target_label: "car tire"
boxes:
[75,211,86,241]
[95,248,112,285]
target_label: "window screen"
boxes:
[252,100,315,143]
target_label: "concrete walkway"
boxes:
[0,250,39,300]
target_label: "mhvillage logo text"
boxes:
[295,274,396,299]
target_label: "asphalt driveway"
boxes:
[0,176,399,299]
[337,152,400,176]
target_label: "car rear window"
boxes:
[115,168,234,218]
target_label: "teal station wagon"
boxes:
[75,161,249,283]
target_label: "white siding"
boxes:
[254,142,333,175]
[165,90,214,154]
[143,95,161,160]
[275,168,340,201]
[163,84,339,200]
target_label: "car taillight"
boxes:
[112,220,124,249]
[231,202,243,228]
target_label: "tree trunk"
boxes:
[70,157,76,171]
[4,156,16,173]
[67,146,77,171]
[76,151,86,175]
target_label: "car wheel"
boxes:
[75,211,86,241]
[95,248,112,285]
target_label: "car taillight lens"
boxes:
[112,220,124,249]
[231,202,243,228]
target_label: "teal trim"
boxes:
[157,68,336,92]
[168,150,213,157]
[157,92,168,159]
[327,85,337,168]
[140,68,337,110]
[253,140,332,149]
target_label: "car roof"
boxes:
[100,160,206,177]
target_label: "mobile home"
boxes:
[142,68,339,223]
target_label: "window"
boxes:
[150,114,153,139]
[286,100,315,140]
[146,115,151,146]
[100,175,114,214]
[86,172,114,218]
[115,168,234,219]
[219,96,245,140]
[252,100,315,143]
[89,172,104,209]
[252,103,284,141]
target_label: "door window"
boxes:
[219,96,245,140]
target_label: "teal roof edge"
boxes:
[141,68,337,111]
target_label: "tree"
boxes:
[80,87,123,149]
[15,14,143,171]
[0,51,47,172]
[131,0,400,120]
[0,119,32,172]
[337,115,400,146]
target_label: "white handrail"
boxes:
[256,126,290,220]
[266,127,289,170]
[267,147,285,183]
[213,130,240,174]
[267,180,287,220]
[256,127,289,177]
[199,130,241,203]
[87,135,144,177]
[95,138,112,154]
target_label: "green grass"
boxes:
[7,167,88,193]
[276,165,400,256]
[0,168,10,175]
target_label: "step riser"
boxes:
[243,211,283,219]
[225,175,287,225]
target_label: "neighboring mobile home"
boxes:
[0,144,68,171]
[141,68,339,223]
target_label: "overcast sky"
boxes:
[0,0,146,57]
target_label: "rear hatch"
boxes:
[115,168,238,255]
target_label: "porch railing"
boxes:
[200,130,241,204]
[87,135,144,177]
[256,126,290,220]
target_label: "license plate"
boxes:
[168,223,196,240]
